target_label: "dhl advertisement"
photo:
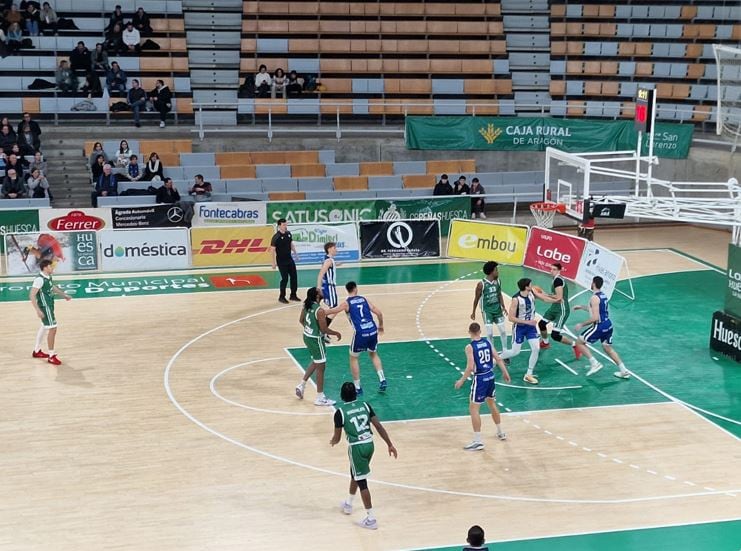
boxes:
[447,219,529,265]
[191,226,275,267]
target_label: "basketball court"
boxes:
[1,223,739,550]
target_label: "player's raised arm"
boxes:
[325,299,348,317]
[369,300,384,333]
[318,308,341,340]
[471,281,483,320]
[369,415,397,458]
[455,344,475,389]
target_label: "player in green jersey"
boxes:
[532,262,581,359]
[330,382,397,530]
[29,259,71,365]
[471,261,509,354]
[295,287,341,406]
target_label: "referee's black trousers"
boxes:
[278,262,298,299]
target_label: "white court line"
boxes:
[555,358,579,376]
[210,358,331,417]
[164,306,741,504]
[400,515,741,551]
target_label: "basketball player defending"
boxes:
[532,262,581,358]
[500,278,541,384]
[317,241,338,343]
[326,281,386,395]
[296,287,342,406]
[471,261,509,356]
[573,276,630,379]
[331,382,397,530]
[455,322,511,451]
[29,259,71,365]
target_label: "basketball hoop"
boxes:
[530,201,565,228]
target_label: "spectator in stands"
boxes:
[94,163,118,205]
[105,5,125,33]
[81,71,103,98]
[88,142,107,166]
[462,525,489,551]
[29,150,46,175]
[453,175,470,195]
[70,41,91,76]
[90,43,109,75]
[40,2,58,35]
[131,7,152,35]
[27,168,51,199]
[127,79,147,127]
[17,113,41,150]
[115,139,132,167]
[156,177,180,203]
[9,145,28,173]
[122,21,140,53]
[90,154,105,182]
[56,60,78,93]
[189,174,212,202]
[0,28,7,59]
[255,64,271,98]
[0,125,17,155]
[271,68,287,99]
[147,79,172,128]
[5,4,22,28]
[433,173,453,196]
[106,61,127,94]
[2,168,27,198]
[469,177,486,219]
[6,22,22,54]
[142,152,163,181]
[121,154,142,181]
[104,22,124,55]
[4,152,25,178]
[1,118,16,137]
[24,2,40,36]
[286,70,303,96]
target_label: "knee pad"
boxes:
[538,319,548,332]
[357,479,368,491]
[551,330,563,343]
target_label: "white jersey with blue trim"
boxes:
[514,292,536,327]
[321,254,336,287]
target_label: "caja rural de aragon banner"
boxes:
[726,243,741,319]
[190,225,275,267]
[4,231,98,275]
[447,219,529,265]
[406,117,693,159]
[523,227,586,280]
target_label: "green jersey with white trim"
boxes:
[336,400,375,445]
[302,302,321,338]
[33,272,55,310]
[481,278,503,315]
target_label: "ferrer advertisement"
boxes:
[190,225,274,267]
[99,228,190,271]
[5,231,98,275]
[38,208,112,231]
[523,227,586,280]
[192,202,267,227]
[447,219,529,264]
[292,223,360,263]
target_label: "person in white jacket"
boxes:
[122,22,140,52]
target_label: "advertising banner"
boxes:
[406,117,692,159]
[112,205,189,229]
[523,227,586,280]
[725,244,741,319]
[375,196,469,234]
[267,200,376,224]
[292,223,360,264]
[38,208,112,232]
[575,241,625,299]
[0,209,40,253]
[99,228,190,272]
[192,201,267,227]
[447,219,529,264]
[190,225,274,267]
[710,310,741,362]
[360,220,440,259]
[5,231,98,275]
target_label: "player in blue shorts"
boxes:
[317,242,338,342]
[326,281,386,395]
[500,278,541,384]
[455,322,511,451]
[573,276,630,379]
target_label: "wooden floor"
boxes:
[1,225,739,550]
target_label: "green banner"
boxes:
[375,196,469,233]
[405,117,693,159]
[726,244,741,319]
[267,200,376,224]
[0,209,40,254]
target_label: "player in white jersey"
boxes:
[500,278,541,384]
[317,242,338,343]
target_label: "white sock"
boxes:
[298,380,306,388]
[49,349,55,356]
[542,337,549,344]
[377,370,385,382]
[353,379,361,389]
[618,362,627,372]
[35,326,46,351]
[473,431,482,442]
[496,423,502,434]
[366,507,375,520]
[347,493,355,505]
[316,392,325,400]
[589,357,599,366]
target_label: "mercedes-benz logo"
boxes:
[167,206,184,224]
[387,221,413,248]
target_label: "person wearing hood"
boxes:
[148,79,172,128]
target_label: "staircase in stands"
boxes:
[43,137,91,209]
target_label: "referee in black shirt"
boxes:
[270,218,300,304]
